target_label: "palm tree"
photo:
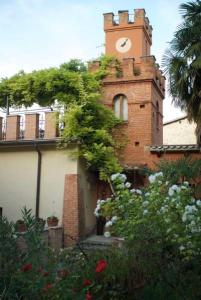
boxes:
[163,0,201,141]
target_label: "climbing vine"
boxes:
[0,56,124,180]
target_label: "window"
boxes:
[113,94,128,121]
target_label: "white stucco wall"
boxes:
[0,150,38,221]
[0,147,77,223]
[39,149,77,225]
[163,118,197,145]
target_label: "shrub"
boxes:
[94,172,201,299]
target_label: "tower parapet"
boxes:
[104,9,152,45]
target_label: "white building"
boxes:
[163,116,197,145]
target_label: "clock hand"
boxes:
[120,38,128,47]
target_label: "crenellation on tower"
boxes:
[118,10,129,25]
[88,55,165,96]
[103,12,115,29]
[88,60,100,73]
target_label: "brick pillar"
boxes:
[44,112,58,139]
[103,12,114,29]
[122,58,134,77]
[0,117,3,140]
[118,10,129,24]
[63,174,84,246]
[24,113,39,140]
[6,115,20,140]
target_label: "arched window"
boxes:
[156,101,159,128]
[113,94,128,121]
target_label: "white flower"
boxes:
[185,205,197,214]
[148,174,156,183]
[145,192,150,197]
[171,184,178,191]
[190,220,196,226]
[182,213,187,222]
[143,209,148,215]
[179,245,185,251]
[142,201,149,207]
[160,206,168,213]
[111,216,118,223]
[196,200,201,207]
[130,189,135,193]
[119,174,127,183]
[96,204,101,210]
[181,185,187,190]
[105,221,113,228]
[97,199,101,205]
[136,189,142,195]
[165,181,169,186]
[156,172,163,177]
[191,198,196,204]
[168,188,174,197]
[104,231,111,238]
[94,208,99,217]
[158,180,162,185]
[183,181,189,186]
[111,173,120,181]
[100,200,106,204]
[125,182,131,188]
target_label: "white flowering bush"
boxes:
[94,172,201,256]
[94,171,201,298]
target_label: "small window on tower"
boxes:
[113,94,128,121]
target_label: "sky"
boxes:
[0,0,189,121]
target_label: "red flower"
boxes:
[21,263,32,272]
[83,279,92,287]
[86,291,92,300]
[42,271,49,277]
[43,283,53,293]
[95,259,107,273]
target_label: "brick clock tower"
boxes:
[91,9,165,170]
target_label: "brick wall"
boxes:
[6,115,20,140]
[24,114,39,139]
[63,174,84,246]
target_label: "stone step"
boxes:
[79,235,124,250]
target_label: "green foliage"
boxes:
[163,0,201,126]
[0,209,145,300]
[0,56,123,179]
[156,157,201,198]
[94,55,122,79]
[0,65,99,107]
[60,99,122,180]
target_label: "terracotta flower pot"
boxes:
[16,221,27,232]
[36,218,46,229]
[47,218,59,227]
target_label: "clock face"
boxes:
[116,37,132,53]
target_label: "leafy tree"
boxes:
[163,0,201,131]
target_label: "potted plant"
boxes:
[47,216,59,227]
[16,219,27,232]
[36,217,46,229]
